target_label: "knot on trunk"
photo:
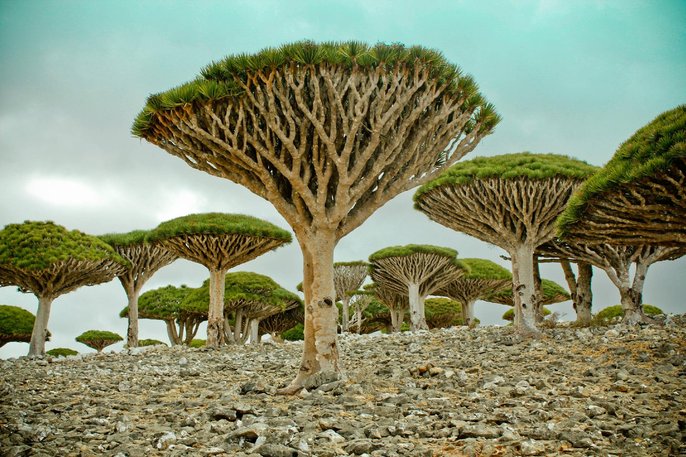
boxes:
[319,297,334,308]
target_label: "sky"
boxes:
[0,0,684,358]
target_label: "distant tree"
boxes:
[139,339,167,347]
[132,40,499,392]
[333,262,368,332]
[369,245,466,331]
[148,213,291,347]
[486,278,570,310]
[120,284,201,346]
[559,105,686,246]
[424,297,463,328]
[369,282,410,333]
[76,330,123,353]
[100,230,177,348]
[0,305,41,347]
[594,304,664,326]
[259,304,304,339]
[537,241,683,324]
[346,288,376,334]
[415,153,596,334]
[502,307,551,322]
[181,271,301,345]
[46,347,78,357]
[436,258,511,326]
[0,221,128,356]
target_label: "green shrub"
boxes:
[139,339,167,347]
[189,339,206,348]
[282,323,304,341]
[502,307,551,322]
[46,348,78,357]
[593,304,664,325]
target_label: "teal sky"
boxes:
[0,0,684,356]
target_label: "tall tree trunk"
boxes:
[463,299,476,326]
[206,268,226,348]
[281,232,340,393]
[233,309,244,342]
[188,319,201,344]
[124,285,141,348]
[408,283,429,331]
[575,263,593,326]
[533,256,545,323]
[29,295,53,356]
[341,297,350,333]
[621,262,649,325]
[390,308,403,333]
[249,319,260,345]
[510,244,539,334]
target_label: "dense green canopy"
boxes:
[133,40,499,138]
[424,297,463,328]
[0,221,128,272]
[46,347,78,357]
[75,330,123,352]
[459,258,512,280]
[148,213,292,243]
[414,152,597,201]
[486,279,571,306]
[369,244,460,264]
[98,230,149,247]
[180,271,301,316]
[558,105,686,242]
[120,284,195,320]
[0,305,36,346]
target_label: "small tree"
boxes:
[369,244,466,331]
[486,278,570,310]
[369,282,409,333]
[0,221,128,356]
[537,241,683,324]
[133,41,499,391]
[139,339,167,347]
[76,330,123,353]
[594,304,664,326]
[0,305,41,347]
[436,258,511,326]
[414,153,597,334]
[259,304,304,339]
[46,347,78,357]
[148,213,291,347]
[346,288,375,334]
[333,261,368,332]
[502,307,551,322]
[424,297,463,328]
[559,105,686,246]
[120,284,202,346]
[100,230,177,348]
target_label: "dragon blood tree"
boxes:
[559,105,686,246]
[132,41,499,391]
[369,245,466,331]
[414,153,597,334]
[538,241,684,324]
[0,304,41,347]
[76,330,123,353]
[259,304,304,339]
[148,213,291,348]
[368,282,409,333]
[0,221,128,356]
[333,261,368,332]
[436,258,511,326]
[100,230,178,348]
[485,278,570,315]
[120,284,201,346]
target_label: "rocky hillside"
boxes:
[1,319,685,457]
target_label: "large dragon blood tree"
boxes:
[100,230,178,348]
[436,258,512,326]
[333,261,368,332]
[0,304,42,347]
[132,40,499,391]
[147,213,291,348]
[558,105,686,246]
[369,244,466,331]
[414,153,597,334]
[0,221,128,356]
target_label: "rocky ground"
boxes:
[1,318,685,457]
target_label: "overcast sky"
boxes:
[1,0,684,358]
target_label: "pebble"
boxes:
[1,317,685,456]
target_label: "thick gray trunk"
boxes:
[574,263,593,325]
[463,299,476,326]
[206,268,226,348]
[511,245,539,334]
[29,295,53,357]
[125,288,141,348]
[166,320,180,345]
[249,319,260,345]
[408,283,428,331]
[341,297,350,333]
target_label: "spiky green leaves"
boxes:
[132,40,499,139]
[0,221,128,272]
[414,153,598,201]
[0,305,36,346]
[148,213,292,243]
[558,105,686,238]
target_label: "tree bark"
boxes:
[621,263,648,325]
[341,297,350,333]
[124,286,141,348]
[29,295,53,356]
[533,256,544,323]
[463,299,476,326]
[249,319,260,345]
[575,263,593,325]
[206,268,226,348]
[408,283,429,331]
[281,232,340,393]
[233,309,244,343]
[165,320,180,345]
[510,244,539,334]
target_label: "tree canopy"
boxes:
[486,279,570,306]
[558,105,686,245]
[459,258,511,280]
[120,284,195,320]
[0,305,37,347]
[75,330,123,352]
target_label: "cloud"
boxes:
[24,175,117,208]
